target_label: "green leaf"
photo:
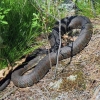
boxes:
[3,9,11,14]
[0,15,5,20]
[0,12,2,15]
[0,21,8,25]
[32,21,38,28]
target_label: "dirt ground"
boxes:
[0,19,100,100]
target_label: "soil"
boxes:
[0,19,100,100]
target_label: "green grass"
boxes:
[0,0,44,69]
[0,0,62,69]
[75,0,100,18]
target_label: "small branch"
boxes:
[54,19,61,79]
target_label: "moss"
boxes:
[59,69,86,91]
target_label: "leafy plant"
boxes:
[0,7,10,25]
[0,0,44,69]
